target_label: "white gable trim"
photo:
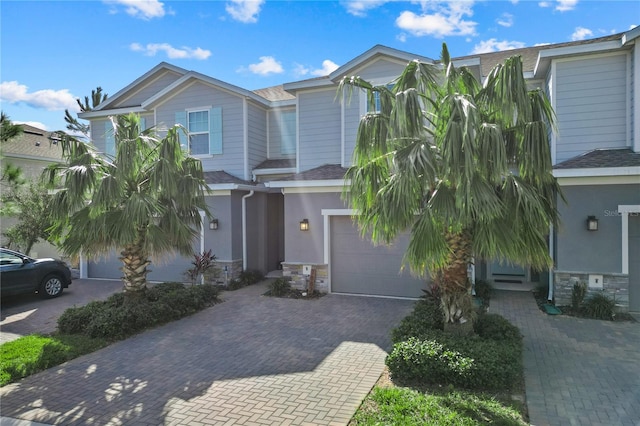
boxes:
[554,166,640,178]
[95,63,188,111]
[78,106,146,119]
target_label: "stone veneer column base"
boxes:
[281,263,328,293]
[554,271,629,312]
[213,260,244,285]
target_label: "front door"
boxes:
[489,261,528,284]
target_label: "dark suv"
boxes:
[0,248,73,298]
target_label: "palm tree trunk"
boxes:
[436,230,474,330]
[119,232,150,295]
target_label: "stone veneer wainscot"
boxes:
[554,271,630,312]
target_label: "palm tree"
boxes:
[64,87,108,136]
[1,112,23,143]
[339,44,561,328]
[45,113,210,295]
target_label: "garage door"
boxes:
[330,216,426,298]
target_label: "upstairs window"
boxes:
[188,110,209,155]
[175,107,222,155]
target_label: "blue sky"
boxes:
[1,0,637,133]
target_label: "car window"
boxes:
[0,251,24,265]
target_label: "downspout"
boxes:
[548,224,554,301]
[242,190,255,271]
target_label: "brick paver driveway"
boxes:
[0,281,415,425]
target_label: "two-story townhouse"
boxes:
[0,124,65,259]
[79,28,639,311]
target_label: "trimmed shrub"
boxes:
[57,283,220,339]
[474,313,522,341]
[268,278,291,297]
[474,280,493,304]
[227,278,244,290]
[571,281,587,311]
[386,337,473,384]
[386,331,522,391]
[238,269,265,286]
[391,299,444,343]
[582,293,616,320]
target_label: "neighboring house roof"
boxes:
[203,171,253,185]
[0,124,64,161]
[554,148,640,169]
[279,164,348,181]
[254,158,296,170]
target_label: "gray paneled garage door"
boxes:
[330,216,426,298]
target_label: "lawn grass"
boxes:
[1,334,110,386]
[350,385,528,426]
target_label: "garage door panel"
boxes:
[331,217,425,298]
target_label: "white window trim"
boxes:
[619,205,640,274]
[187,105,212,157]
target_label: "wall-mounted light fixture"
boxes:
[299,218,309,231]
[586,216,599,231]
[48,133,62,145]
[209,218,219,230]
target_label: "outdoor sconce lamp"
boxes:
[209,218,219,230]
[48,133,62,145]
[586,216,599,231]
[299,219,309,231]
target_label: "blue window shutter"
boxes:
[139,117,146,131]
[174,112,187,147]
[209,107,222,155]
[104,121,115,156]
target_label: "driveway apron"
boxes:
[0,281,414,426]
[491,290,640,426]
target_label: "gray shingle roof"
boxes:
[252,85,295,102]
[278,164,348,181]
[254,158,296,170]
[0,124,64,161]
[203,171,253,185]
[554,148,640,169]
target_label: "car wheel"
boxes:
[40,274,64,298]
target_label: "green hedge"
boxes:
[387,300,523,391]
[58,282,220,339]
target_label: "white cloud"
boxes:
[293,63,310,78]
[395,2,477,38]
[226,0,264,23]
[538,0,578,12]
[0,81,78,111]
[342,0,390,17]
[15,121,49,131]
[497,13,513,27]
[471,39,526,54]
[104,0,166,20]
[130,43,211,60]
[571,27,593,41]
[246,56,284,76]
[311,60,340,76]
[555,0,578,12]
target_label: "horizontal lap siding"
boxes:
[268,108,296,160]
[113,71,183,108]
[355,58,407,82]
[247,103,267,179]
[555,54,628,163]
[298,89,341,171]
[156,82,245,178]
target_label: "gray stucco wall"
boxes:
[284,192,347,263]
[556,184,640,273]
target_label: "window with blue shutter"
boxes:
[176,108,223,155]
[104,121,115,156]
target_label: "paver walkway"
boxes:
[0,281,414,425]
[491,290,640,426]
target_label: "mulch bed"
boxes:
[263,289,326,299]
[532,290,636,322]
